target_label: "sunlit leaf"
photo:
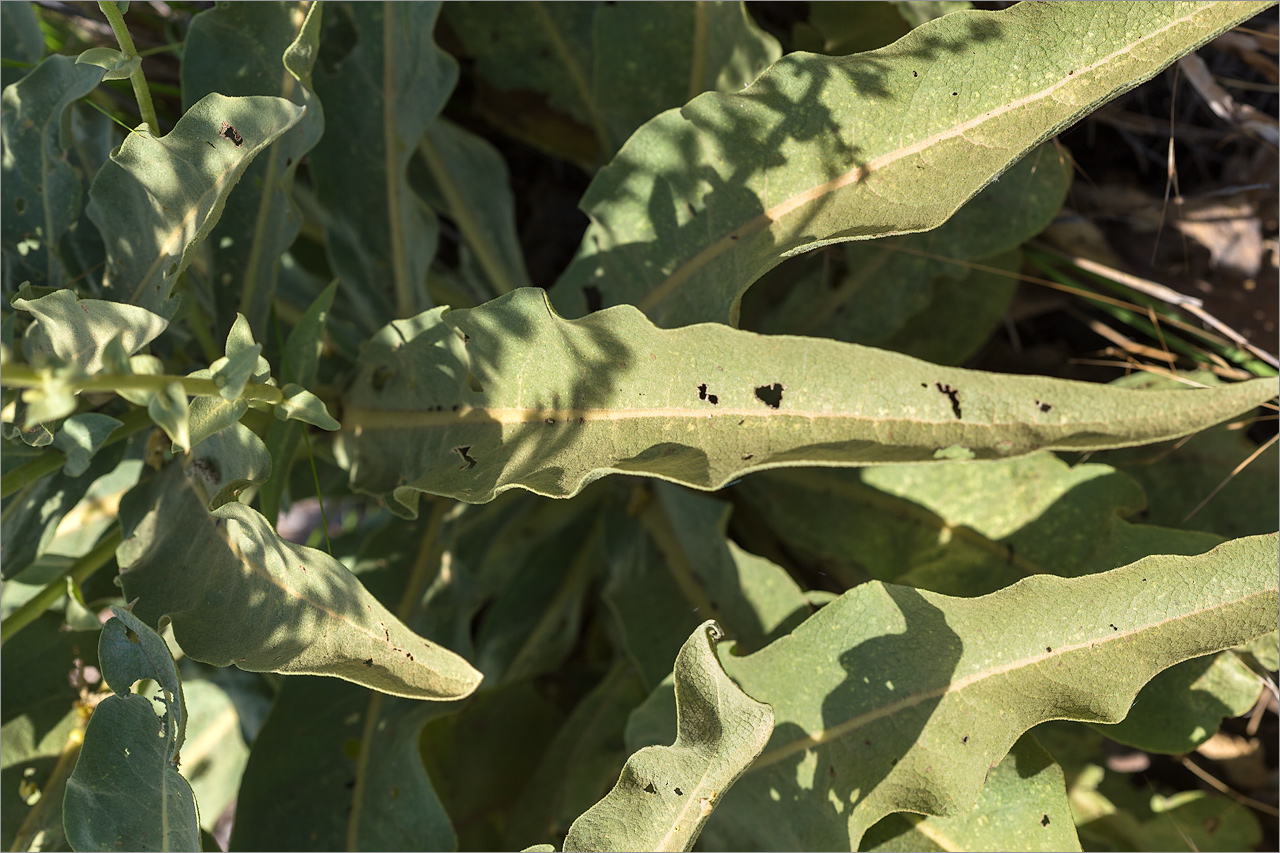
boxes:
[339,288,1278,507]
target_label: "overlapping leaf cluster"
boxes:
[1,3,1276,852]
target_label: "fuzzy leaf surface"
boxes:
[551,1,1269,326]
[340,288,1278,508]
[115,464,481,700]
[692,534,1279,849]
[86,93,304,317]
[562,621,774,852]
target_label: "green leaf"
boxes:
[52,412,121,477]
[86,92,305,317]
[446,1,781,161]
[891,0,972,28]
[178,679,248,833]
[859,734,1079,852]
[0,2,44,90]
[260,280,337,524]
[602,483,809,687]
[1,441,125,579]
[550,1,1269,326]
[75,46,141,81]
[692,534,1279,850]
[505,662,651,848]
[753,141,1069,348]
[64,606,200,853]
[416,118,534,299]
[230,514,474,851]
[15,289,168,374]
[308,0,457,327]
[1241,628,1278,671]
[187,421,272,510]
[732,452,1223,595]
[147,380,190,451]
[562,621,774,852]
[339,287,1279,507]
[115,464,482,700]
[209,314,261,401]
[276,383,339,430]
[0,612,98,852]
[181,0,325,337]
[1090,651,1263,754]
[1,56,106,291]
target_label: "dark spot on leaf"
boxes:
[362,658,373,668]
[345,779,356,790]
[912,70,918,77]
[729,233,739,241]
[125,628,139,643]
[583,284,602,312]
[454,446,477,470]
[545,418,556,425]
[755,383,783,408]
[697,383,719,404]
[1204,816,1219,833]
[1036,400,1052,413]
[1046,646,1052,652]
[864,739,870,746]
[452,404,459,411]
[644,782,657,794]
[673,786,684,796]
[685,202,697,218]
[935,383,961,419]
[828,765,836,778]
[14,197,25,214]
[219,121,244,147]
[1110,624,1118,631]
[952,91,958,96]
[741,453,753,460]
[1041,815,1051,827]
[371,366,395,392]
[286,156,293,167]
[961,735,969,744]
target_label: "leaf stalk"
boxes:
[97,1,160,135]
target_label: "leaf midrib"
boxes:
[636,4,1217,314]
[746,585,1275,772]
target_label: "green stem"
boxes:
[1,406,153,500]
[0,364,284,404]
[97,1,159,135]
[1,525,122,646]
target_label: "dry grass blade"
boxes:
[1182,431,1279,523]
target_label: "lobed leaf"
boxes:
[181,0,325,337]
[686,534,1279,849]
[63,606,200,853]
[339,288,1278,508]
[86,92,305,317]
[550,1,1270,327]
[560,621,774,853]
[115,463,482,700]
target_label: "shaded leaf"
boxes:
[732,452,1223,595]
[416,118,534,299]
[693,534,1279,850]
[339,287,1278,507]
[64,606,199,853]
[15,289,168,374]
[53,413,121,477]
[309,0,457,327]
[0,2,44,90]
[181,0,325,337]
[562,621,774,852]
[147,380,190,451]
[86,92,305,317]
[178,680,248,833]
[1,56,106,291]
[860,734,1079,852]
[115,463,482,700]
[550,1,1268,327]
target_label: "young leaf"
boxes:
[181,0,325,337]
[692,533,1279,850]
[63,606,200,853]
[308,1,457,326]
[75,46,141,81]
[339,288,1279,508]
[86,92,305,318]
[550,1,1270,327]
[560,621,774,853]
[115,464,482,700]
[15,289,168,375]
[1,56,106,290]
[52,413,122,477]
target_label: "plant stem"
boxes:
[0,364,284,405]
[0,525,122,646]
[97,1,159,135]
[0,406,153,500]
